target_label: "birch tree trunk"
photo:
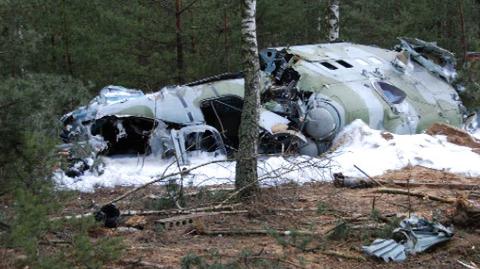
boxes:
[326,0,340,42]
[235,0,260,199]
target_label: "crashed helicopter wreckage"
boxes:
[60,38,468,176]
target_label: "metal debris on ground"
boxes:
[362,215,454,262]
[362,239,407,262]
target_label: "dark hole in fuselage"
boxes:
[91,116,156,155]
[200,95,243,153]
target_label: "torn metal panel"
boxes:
[362,239,407,262]
[393,215,454,254]
[149,120,174,158]
[363,216,454,262]
[397,37,457,83]
[259,109,290,134]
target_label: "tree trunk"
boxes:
[457,0,467,64]
[235,0,261,199]
[224,3,230,71]
[61,0,73,75]
[175,0,185,84]
[326,0,340,42]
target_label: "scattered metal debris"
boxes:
[362,239,407,262]
[363,215,454,262]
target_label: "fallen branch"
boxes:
[105,159,231,206]
[49,212,93,221]
[334,173,478,190]
[384,181,479,190]
[197,229,320,237]
[321,250,367,262]
[121,203,241,216]
[50,203,241,221]
[144,186,235,200]
[457,260,479,269]
[374,188,455,204]
[122,259,170,269]
[250,256,304,268]
[353,165,383,187]
[198,223,385,238]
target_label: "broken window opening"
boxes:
[375,81,407,105]
[320,61,338,70]
[184,131,219,153]
[172,125,227,165]
[91,116,157,155]
[200,95,243,153]
[336,60,353,68]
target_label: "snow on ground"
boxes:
[329,120,480,178]
[55,119,480,192]
[55,152,331,192]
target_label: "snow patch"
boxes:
[55,119,480,192]
[327,119,480,178]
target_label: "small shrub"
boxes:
[327,221,351,241]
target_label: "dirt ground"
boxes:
[19,165,473,269]
[3,165,480,268]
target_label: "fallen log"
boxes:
[374,188,455,204]
[383,181,479,190]
[334,173,479,190]
[49,203,242,221]
[197,229,319,237]
[197,223,386,237]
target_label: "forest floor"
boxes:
[36,165,480,268]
